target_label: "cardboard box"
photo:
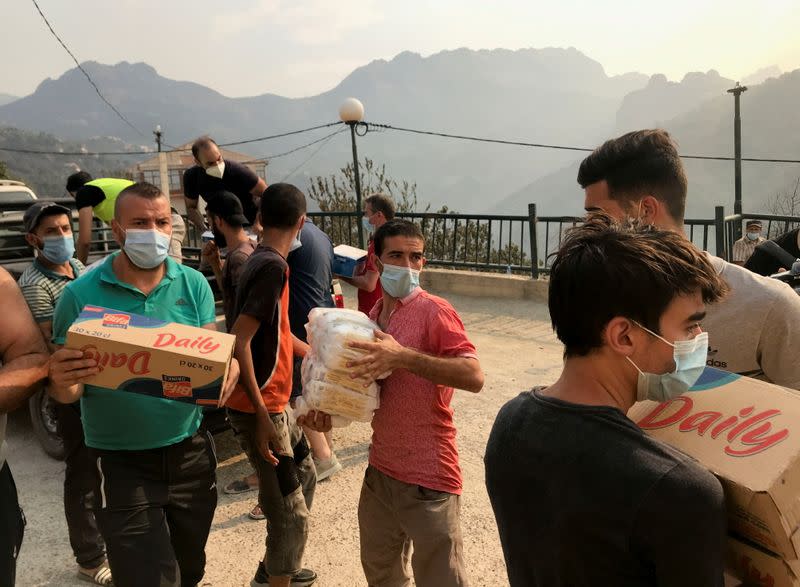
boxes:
[628,367,800,559]
[333,244,368,277]
[66,305,235,407]
[727,535,800,587]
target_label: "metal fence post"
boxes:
[528,203,539,279]
[714,206,725,259]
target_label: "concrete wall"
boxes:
[420,268,549,302]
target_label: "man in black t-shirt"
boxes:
[226,183,317,587]
[485,214,729,587]
[182,136,267,232]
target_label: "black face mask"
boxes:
[212,226,227,249]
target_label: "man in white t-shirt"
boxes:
[579,129,800,390]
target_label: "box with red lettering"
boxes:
[65,305,235,407]
[628,368,800,560]
[727,535,800,587]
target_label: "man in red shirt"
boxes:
[302,219,484,587]
[338,193,395,315]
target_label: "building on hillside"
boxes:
[127,142,267,213]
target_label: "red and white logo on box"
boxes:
[102,313,131,329]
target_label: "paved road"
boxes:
[11,290,562,587]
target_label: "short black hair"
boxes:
[549,213,728,357]
[191,136,217,160]
[577,129,688,222]
[260,183,306,229]
[66,171,93,193]
[373,219,425,257]
[365,193,396,220]
[114,182,167,218]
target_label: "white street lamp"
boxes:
[340,98,366,247]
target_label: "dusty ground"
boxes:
[11,288,565,587]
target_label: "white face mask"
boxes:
[746,231,760,241]
[289,229,302,253]
[123,228,170,269]
[205,160,225,179]
[626,322,709,403]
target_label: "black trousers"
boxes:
[89,432,218,587]
[0,462,25,587]
[56,402,106,569]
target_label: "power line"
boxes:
[280,130,344,182]
[0,122,343,156]
[241,128,347,163]
[367,122,800,164]
[215,122,342,149]
[0,146,153,156]
[30,0,148,139]
[1,119,800,164]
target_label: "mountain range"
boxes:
[0,48,797,217]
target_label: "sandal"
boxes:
[248,504,266,520]
[78,563,113,585]
[224,478,258,495]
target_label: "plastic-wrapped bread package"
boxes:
[295,308,386,426]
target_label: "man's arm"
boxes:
[185,196,207,232]
[0,270,49,413]
[348,331,484,392]
[37,321,57,353]
[249,177,267,199]
[230,313,280,464]
[339,264,379,292]
[76,207,95,264]
[633,462,726,587]
[202,322,239,404]
[201,241,224,291]
[292,334,309,358]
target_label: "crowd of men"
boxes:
[1,129,799,587]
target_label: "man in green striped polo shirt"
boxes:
[49,182,239,587]
[18,202,114,585]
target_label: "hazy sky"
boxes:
[3,0,799,99]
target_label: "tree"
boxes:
[307,158,430,246]
[765,177,800,237]
[0,160,8,180]
[307,159,528,272]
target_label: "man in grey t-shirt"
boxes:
[580,129,800,390]
[0,267,50,586]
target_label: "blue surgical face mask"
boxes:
[379,264,420,299]
[362,216,373,234]
[123,229,170,269]
[289,229,302,253]
[40,235,75,264]
[746,231,760,241]
[626,322,709,402]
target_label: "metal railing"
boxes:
[308,209,537,275]
[4,198,800,279]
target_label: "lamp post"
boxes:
[339,98,365,248]
[727,82,747,239]
[154,124,170,204]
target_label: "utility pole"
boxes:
[154,124,171,205]
[727,82,747,238]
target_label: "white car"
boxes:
[0,179,37,207]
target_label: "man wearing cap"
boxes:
[17,203,112,584]
[732,220,766,266]
[201,191,256,332]
[201,192,265,518]
[183,136,266,232]
[66,171,186,265]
